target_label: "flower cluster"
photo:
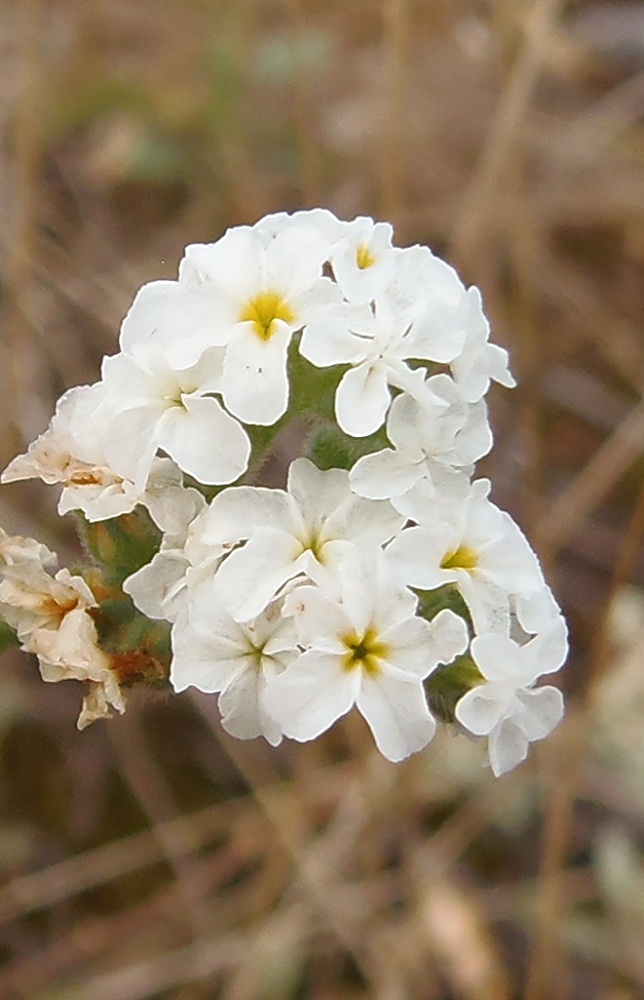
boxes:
[0,209,567,774]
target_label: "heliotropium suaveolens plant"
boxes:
[0,209,568,775]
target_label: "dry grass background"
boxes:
[1,0,644,997]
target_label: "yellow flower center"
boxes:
[240,291,295,341]
[440,545,479,571]
[342,628,388,678]
[356,244,376,270]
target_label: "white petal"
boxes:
[287,458,350,532]
[282,584,350,654]
[124,551,189,621]
[299,318,367,368]
[157,395,250,485]
[488,718,529,776]
[201,487,294,547]
[218,666,283,746]
[426,609,470,668]
[356,670,435,762]
[324,493,405,548]
[349,449,422,500]
[458,573,510,636]
[215,530,305,622]
[182,230,260,299]
[221,324,291,425]
[455,685,507,736]
[335,363,391,437]
[170,625,243,694]
[379,617,436,678]
[265,652,357,741]
[267,224,330,290]
[385,526,448,591]
[516,686,564,741]
[384,392,430,455]
[521,615,569,677]
[58,481,141,523]
[98,404,163,484]
[120,280,230,368]
[469,633,527,683]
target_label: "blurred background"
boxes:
[1,0,644,997]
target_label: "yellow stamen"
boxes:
[441,545,479,571]
[356,244,376,270]
[342,628,388,677]
[240,291,295,341]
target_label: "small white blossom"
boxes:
[1,385,150,522]
[329,216,395,304]
[207,457,405,622]
[265,552,469,762]
[449,289,516,402]
[171,595,299,745]
[99,345,250,486]
[300,294,447,437]
[123,476,210,624]
[455,620,567,775]
[386,479,546,635]
[176,224,341,425]
[349,374,491,507]
[0,207,566,771]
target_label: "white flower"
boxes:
[455,621,567,775]
[349,374,491,507]
[123,475,211,625]
[264,552,469,762]
[171,596,299,746]
[1,385,150,522]
[390,246,487,366]
[176,224,342,425]
[300,294,447,437]
[329,216,395,304]
[449,288,516,402]
[386,479,546,635]
[99,345,250,486]
[206,457,405,622]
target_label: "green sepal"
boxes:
[307,422,389,472]
[425,654,483,723]
[416,584,473,630]
[76,508,162,585]
[287,338,344,424]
